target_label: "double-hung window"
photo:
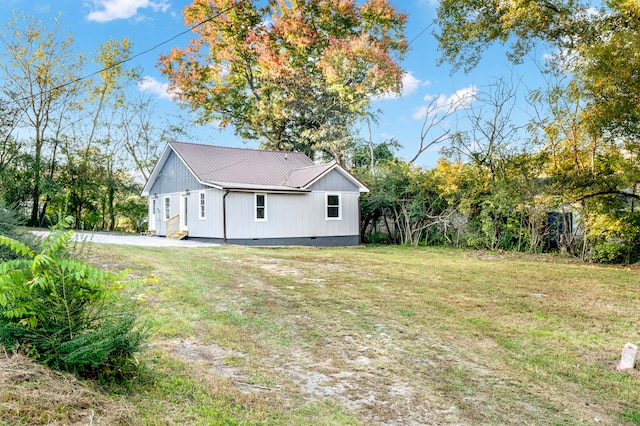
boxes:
[326,193,341,220]
[255,193,267,221]
[199,191,206,219]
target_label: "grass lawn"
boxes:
[3,244,640,425]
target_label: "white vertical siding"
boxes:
[154,193,178,235]
[148,151,207,195]
[149,187,224,237]
[226,191,359,239]
[182,188,224,238]
[309,169,359,192]
[146,154,363,240]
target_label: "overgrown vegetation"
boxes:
[0,222,147,381]
[355,151,640,265]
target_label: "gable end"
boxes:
[308,168,360,192]
[145,150,208,195]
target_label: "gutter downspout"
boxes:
[223,189,230,243]
[358,194,363,244]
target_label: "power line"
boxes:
[1,0,248,107]
[408,21,434,46]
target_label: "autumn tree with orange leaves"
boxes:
[159,0,407,158]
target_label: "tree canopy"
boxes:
[436,0,596,72]
[435,0,640,140]
[159,0,408,155]
[0,13,183,230]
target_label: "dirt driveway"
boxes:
[31,231,216,247]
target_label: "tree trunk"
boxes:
[29,140,43,226]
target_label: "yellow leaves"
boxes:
[589,212,625,240]
[433,158,466,196]
[615,0,640,15]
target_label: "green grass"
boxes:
[68,245,640,424]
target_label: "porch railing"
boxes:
[166,214,180,237]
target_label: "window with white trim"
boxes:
[326,193,341,220]
[199,191,206,219]
[164,197,171,220]
[255,193,267,221]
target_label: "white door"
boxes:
[150,199,156,231]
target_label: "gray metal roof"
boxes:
[284,163,335,188]
[142,141,369,195]
[171,141,314,190]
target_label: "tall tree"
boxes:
[62,38,140,230]
[0,13,85,226]
[159,0,407,156]
[436,0,640,259]
[117,92,189,182]
[576,1,640,141]
[435,0,596,72]
[528,74,640,258]
[435,0,640,140]
[445,77,522,180]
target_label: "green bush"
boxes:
[591,241,627,264]
[365,232,391,244]
[0,221,148,381]
[0,200,40,261]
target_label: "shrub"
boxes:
[0,221,148,381]
[0,200,40,261]
[365,232,391,244]
[591,241,627,264]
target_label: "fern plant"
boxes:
[0,221,148,381]
[0,200,40,261]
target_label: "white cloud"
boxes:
[376,72,430,100]
[402,73,428,97]
[138,76,173,100]
[86,0,170,23]
[413,85,478,119]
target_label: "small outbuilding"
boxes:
[141,141,369,246]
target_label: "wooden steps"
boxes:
[168,231,188,240]
[166,214,187,239]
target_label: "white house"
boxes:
[141,141,369,246]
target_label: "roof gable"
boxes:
[286,162,369,193]
[284,163,335,188]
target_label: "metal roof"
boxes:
[142,141,369,195]
[284,163,336,188]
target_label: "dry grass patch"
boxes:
[0,352,135,425]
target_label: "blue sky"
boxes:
[0,0,544,168]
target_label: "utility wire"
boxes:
[1,0,248,107]
[408,21,434,47]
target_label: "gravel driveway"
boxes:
[31,231,217,247]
